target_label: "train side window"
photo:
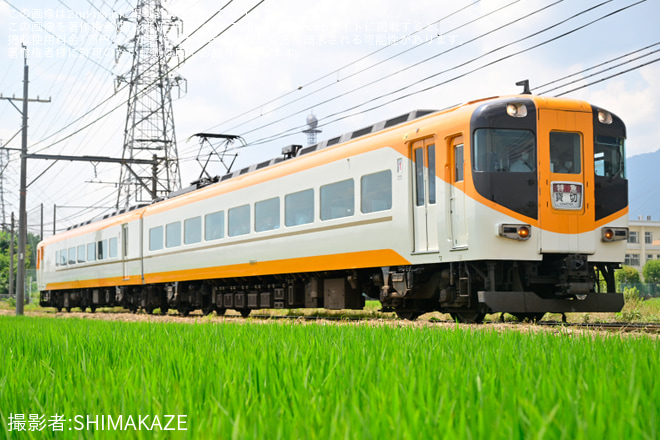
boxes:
[98,240,108,260]
[87,242,96,262]
[455,144,464,182]
[77,245,86,263]
[205,211,225,241]
[109,237,118,258]
[255,197,280,232]
[59,250,67,266]
[149,227,163,251]
[361,170,392,213]
[55,250,60,267]
[184,216,202,244]
[550,132,581,174]
[285,189,314,227]
[228,205,250,237]
[414,148,424,206]
[321,179,354,220]
[428,145,436,203]
[68,247,76,265]
[166,222,181,248]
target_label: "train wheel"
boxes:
[159,307,169,315]
[239,309,251,318]
[80,306,86,313]
[178,307,190,317]
[215,307,226,317]
[56,306,62,312]
[65,307,72,313]
[395,310,422,321]
[201,306,214,316]
[512,313,545,323]
[89,306,96,313]
[144,306,155,315]
[450,311,485,324]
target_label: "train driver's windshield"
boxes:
[594,136,625,179]
[473,128,536,173]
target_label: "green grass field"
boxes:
[1,316,658,439]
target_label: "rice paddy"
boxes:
[1,315,658,439]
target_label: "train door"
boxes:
[449,137,468,249]
[122,223,129,281]
[411,138,439,253]
[537,109,595,254]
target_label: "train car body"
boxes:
[38,94,628,322]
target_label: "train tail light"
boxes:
[498,224,532,241]
[601,227,628,242]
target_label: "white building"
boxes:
[626,216,660,275]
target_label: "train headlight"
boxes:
[598,110,613,124]
[498,223,532,241]
[506,103,528,118]
[601,227,628,242]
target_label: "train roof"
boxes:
[62,106,444,233]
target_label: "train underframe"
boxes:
[40,254,624,323]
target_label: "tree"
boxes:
[0,230,36,296]
[642,259,660,285]
[615,265,641,289]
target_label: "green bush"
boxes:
[615,265,641,289]
[623,286,641,304]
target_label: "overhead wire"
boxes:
[243,0,644,147]
[195,0,525,150]
[23,1,130,196]
[21,0,271,227]
[198,0,485,135]
[229,0,575,143]
[554,56,660,96]
[1,0,115,74]
[535,41,660,91]
[28,0,249,153]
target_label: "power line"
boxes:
[1,0,115,74]
[231,0,573,142]
[28,0,266,155]
[536,42,660,94]
[554,56,660,96]
[198,0,486,135]
[243,0,643,147]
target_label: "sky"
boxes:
[0,0,658,236]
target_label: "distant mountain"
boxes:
[627,149,660,221]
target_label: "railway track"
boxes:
[11,308,658,335]
[239,313,660,334]
[537,320,660,334]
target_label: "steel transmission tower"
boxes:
[115,0,185,209]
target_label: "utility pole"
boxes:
[0,45,51,315]
[9,212,15,300]
[0,141,7,229]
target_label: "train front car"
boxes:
[382,95,628,322]
[465,95,626,321]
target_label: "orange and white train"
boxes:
[37,93,629,322]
